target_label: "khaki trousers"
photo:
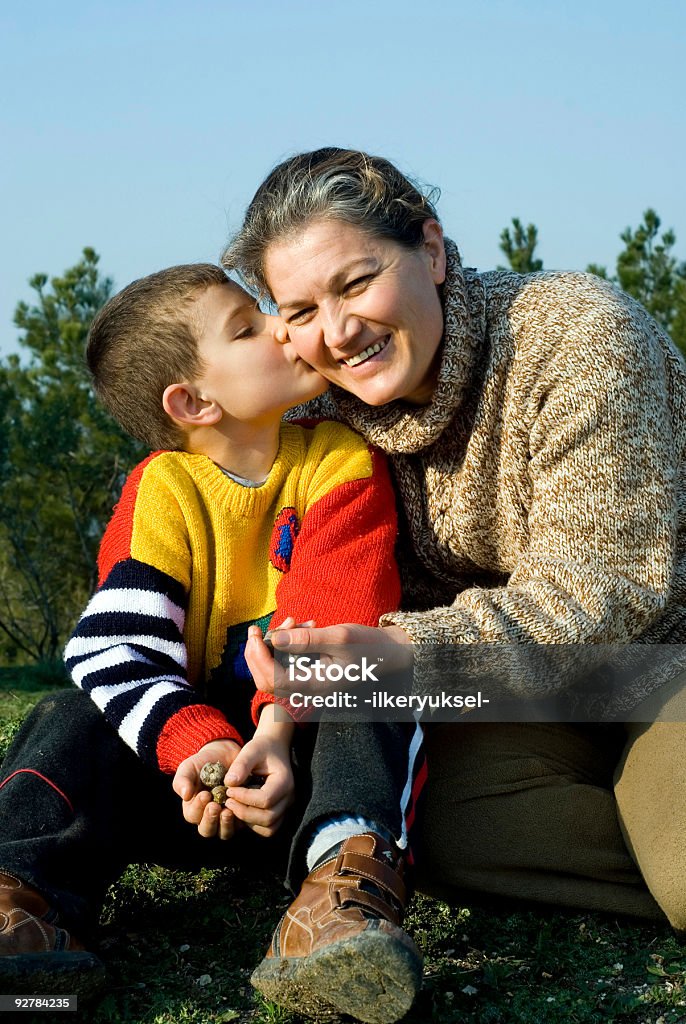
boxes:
[416,712,686,929]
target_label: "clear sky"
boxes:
[2,0,684,356]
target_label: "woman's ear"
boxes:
[422,219,447,285]
[162,383,222,427]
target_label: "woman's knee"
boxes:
[615,720,686,932]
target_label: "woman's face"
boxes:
[264,218,446,406]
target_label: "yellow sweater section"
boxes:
[126,421,373,685]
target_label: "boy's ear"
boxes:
[162,383,222,427]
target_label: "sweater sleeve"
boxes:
[64,455,244,773]
[380,292,681,700]
[251,434,401,723]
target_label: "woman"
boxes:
[223,148,686,931]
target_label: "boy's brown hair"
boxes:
[87,263,228,450]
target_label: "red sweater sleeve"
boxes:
[251,446,401,723]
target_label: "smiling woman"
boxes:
[263,218,446,406]
[223,146,686,954]
[227,150,446,407]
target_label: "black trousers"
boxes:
[0,690,422,942]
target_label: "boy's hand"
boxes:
[245,620,314,696]
[224,731,294,838]
[245,627,289,696]
[172,738,242,841]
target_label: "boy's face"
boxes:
[190,282,328,423]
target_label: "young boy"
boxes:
[0,265,425,1024]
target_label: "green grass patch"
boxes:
[1,670,684,1023]
[0,662,68,716]
[0,663,70,759]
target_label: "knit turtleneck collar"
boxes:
[327,238,486,454]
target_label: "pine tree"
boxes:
[0,250,144,663]
[499,218,543,273]
[587,210,686,353]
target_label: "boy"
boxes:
[0,265,425,1024]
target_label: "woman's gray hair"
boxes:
[222,147,440,298]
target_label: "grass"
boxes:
[0,663,70,763]
[1,668,685,1024]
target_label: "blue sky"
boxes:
[2,0,684,356]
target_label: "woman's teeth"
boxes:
[344,337,388,368]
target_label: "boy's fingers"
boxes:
[225,784,268,809]
[244,640,277,690]
[218,807,236,841]
[225,757,248,786]
[245,635,274,660]
[173,776,192,801]
[182,790,211,825]
[245,632,297,694]
[225,745,263,785]
[227,775,292,810]
[173,761,199,799]
[197,802,222,838]
[226,793,290,829]
[259,773,293,806]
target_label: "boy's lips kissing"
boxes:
[342,335,389,368]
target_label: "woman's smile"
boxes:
[341,334,390,368]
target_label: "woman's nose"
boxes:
[321,307,362,350]
[269,315,289,344]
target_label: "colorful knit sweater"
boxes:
[64,421,400,772]
[292,240,686,715]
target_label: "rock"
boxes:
[200,762,226,788]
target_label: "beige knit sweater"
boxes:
[294,239,686,714]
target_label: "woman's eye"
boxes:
[344,275,372,294]
[288,308,315,326]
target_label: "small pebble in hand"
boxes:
[200,762,226,788]
[211,785,228,804]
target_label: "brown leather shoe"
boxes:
[251,833,423,1024]
[0,871,105,996]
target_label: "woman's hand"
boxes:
[172,738,242,840]
[246,622,412,695]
